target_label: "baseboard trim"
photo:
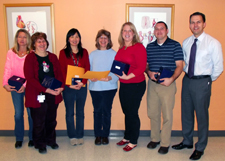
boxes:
[1,130,225,137]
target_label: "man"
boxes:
[146,21,183,154]
[172,12,223,160]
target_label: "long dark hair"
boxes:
[64,28,83,58]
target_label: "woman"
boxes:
[24,32,64,154]
[3,29,33,148]
[59,28,90,146]
[89,29,118,145]
[115,22,147,151]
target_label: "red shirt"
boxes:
[115,43,147,83]
[24,51,64,108]
[59,49,90,85]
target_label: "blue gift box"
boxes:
[110,60,130,76]
[72,78,83,85]
[41,75,62,90]
[8,75,26,91]
[155,67,174,83]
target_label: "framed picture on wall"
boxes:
[126,4,175,47]
[3,3,56,53]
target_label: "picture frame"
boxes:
[126,4,175,47]
[3,3,55,53]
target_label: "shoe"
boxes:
[123,144,137,152]
[28,140,34,147]
[158,146,169,154]
[77,138,84,145]
[38,147,47,154]
[48,143,59,149]
[15,141,22,148]
[70,138,77,146]
[189,150,204,160]
[147,141,160,149]
[102,137,109,145]
[95,137,101,145]
[117,139,129,146]
[172,142,193,150]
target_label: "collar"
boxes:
[192,32,205,42]
[154,37,170,46]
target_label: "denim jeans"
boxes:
[63,85,87,139]
[90,89,117,137]
[11,91,33,141]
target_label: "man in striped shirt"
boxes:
[145,21,183,154]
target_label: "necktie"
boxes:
[188,39,198,78]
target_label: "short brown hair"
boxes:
[95,29,113,50]
[31,32,49,50]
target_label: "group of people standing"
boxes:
[3,11,223,160]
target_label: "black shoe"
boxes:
[15,141,22,148]
[95,137,101,145]
[39,147,47,154]
[147,141,160,149]
[190,150,204,160]
[172,142,193,150]
[48,143,59,149]
[158,146,169,154]
[28,140,34,147]
[102,137,109,145]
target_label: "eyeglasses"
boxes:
[99,36,108,40]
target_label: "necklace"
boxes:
[18,51,27,57]
[124,43,132,50]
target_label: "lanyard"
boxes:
[71,52,79,66]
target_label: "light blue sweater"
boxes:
[88,49,118,91]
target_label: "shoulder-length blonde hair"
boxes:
[12,29,31,54]
[118,22,140,49]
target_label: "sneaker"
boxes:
[70,138,77,146]
[77,138,84,145]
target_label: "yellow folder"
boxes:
[66,65,85,85]
[80,71,110,80]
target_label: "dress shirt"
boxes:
[183,32,223,81]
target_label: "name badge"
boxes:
[37,94,45,103]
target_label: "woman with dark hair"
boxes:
[89,29,118,145]
[59,28,90,146]
[115,22,147,152]
[24,32,64,154]
[3,29,33,148]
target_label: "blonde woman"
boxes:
[115,22,147,151]
[3,29,33,148]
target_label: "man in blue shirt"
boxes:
[172,12,223,160]
[146,21,183,154]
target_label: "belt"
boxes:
[185,73,210,79]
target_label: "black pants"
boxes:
[90,89,117,137]
[119,80,146,144]
[30,93,58,149]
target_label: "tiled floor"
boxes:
[0,136,225,161]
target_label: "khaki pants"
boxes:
[147,80,176,147]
